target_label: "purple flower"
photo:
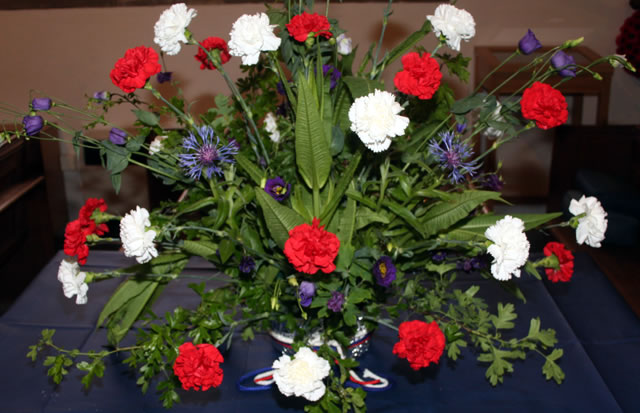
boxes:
[458,257,484,272]
[456,123,467,134]
[551,51,577,78]
[483,174,504,191]
[298,281,316,307]
[178,126,239,180]
[22,115,43,136]
[109,127,127,145]
[239,256,255,273]
[327,291,344,312]
[157,71,173,83]
[518,29,542,55]
[93,91,110,102]
[276,81,286,96]
[322,65,342,90]
[264,177,291,201]
[31,97,52,111]
[432,251,447,263]
[428,131,479,184]
[373,256,396,287]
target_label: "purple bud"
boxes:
[322,65,342,90]
[109,127,127,145]
[31,97,52,111]
[22,115,44,136]
[298,281,316,307]
[264,176,291,201]
[239,256,255,273]
[483,174,504,191]
[456,123,467,134]
[93,91,110,102]
[327,291,345,312]
[432,250,447,263]
[551,51,577,78]
[373,256,396,287]
[157,72,173,84]
[518,29,542,55]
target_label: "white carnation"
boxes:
[149,135,168,155]
[120,206,158,264]
[427,4,475,51]
[569,195,608,248]
[348,89,409,152]
[272,347,330,402]
[264,112,281,143]
[57,258,88,305]
[228,13,281,66]
[336,33,353,55]
[153,3,197,56]
[485,215,530,281]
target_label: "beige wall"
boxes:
[1,1,638,215]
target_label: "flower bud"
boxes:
[109,127,127,145]
[22,115,44,136]
[93,91,110,102]
[31,97,52,111]
[551,51,577,78]
[336,33,353,55]
[561,37,584,48]
[518,29,542,55]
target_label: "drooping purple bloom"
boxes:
[432,250,447,263]
[483,174,504,191]
[327,291,345,312]
[239,256,255,273]
[93,91,110,102]
[373,256,396,287]
[264,176,291,201]
[22,115,44,136]
[322,65,342,90]
[428,131,480,184]
[458,257,484,273]
[276,81,287,96]
[109,127,127,145]
[31,97,52,111]
[518,29,542,55]
[456,123,467,134]
[178,126,239,180]
[298,281,316,307]
[551,51,577,78]
[157,71,173,83]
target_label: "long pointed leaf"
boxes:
[256,188,305,248]
[319,150,362,223]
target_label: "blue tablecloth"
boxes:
[1,250,639,412]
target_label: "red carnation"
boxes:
[110,46,162,93]
[543,242,574,282]
[173,342,224,391]
[284,217,340,274]
[520,81,568,130]
[286,12,332,43]
[394,52,442,100]
[195,37,231,70]
[393,320,445,370]
[64,220,90,265]
[79,198,109,236]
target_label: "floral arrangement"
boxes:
[4,1,634,411]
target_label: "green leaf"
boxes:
[528,318,558,347]
[295,72,332,190]
[175,196,216,216]
[319,151,362,224]
[182,239,218,259]
[110,173,122,194]
[342,76,384,99]
[348,287,372,304]
[133,109,159,126]
[150,253,188,276]
[491,302,517,330]
[451,94,487,115]
[236,153,264,186]
[255,188,305,249]
[337,198,357,247]
[421,191,504,238]
[542,349,565,384]
[382,200,426,235]
[102,140,129,175]
[218,238,234,264]
[382,19,432,70]
[241,327,255,341]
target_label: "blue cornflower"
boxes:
[178,126,239,180]
[428,131,479,184]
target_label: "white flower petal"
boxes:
[120,206,158,264]
[264,112,281,143]
[569,195,608,248]
[149,135,168,155]
[426,4,475,52]
[153,3,197,56]
[272,347,330,402]
[228,13,281,66]
[57,258,89,305]
[485,215,530,281]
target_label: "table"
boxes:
[2,250,639,412]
